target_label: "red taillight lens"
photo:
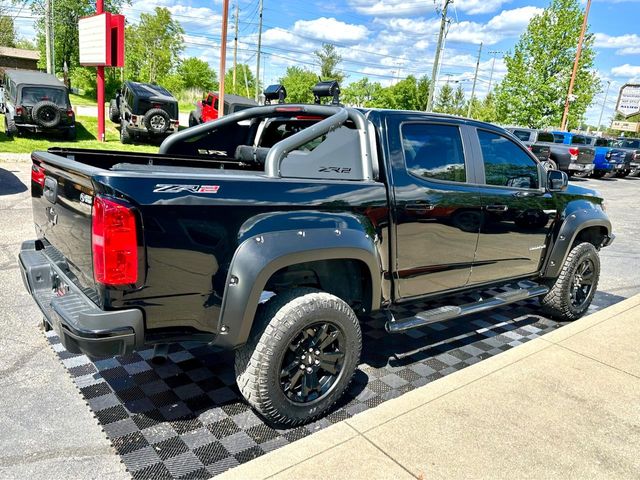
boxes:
[31,164,46,186]
[15,106,23,116]
[66,109,74,118]
[527,145,533,151]
[92,196,138,285]
[568,147,579,157]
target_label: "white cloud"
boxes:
[594,33,640,56]
[611,64,640,77]
[348,0,510,16]
[292,17,369,43]
[375,6,541,46]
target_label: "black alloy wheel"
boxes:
[569,258,595,309]
[280,321,346,404]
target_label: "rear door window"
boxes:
[537,132,554,143]
[571,135,586,145]
[401,123,467,183]
[553,134,566,143]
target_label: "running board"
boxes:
[385,285,550,333]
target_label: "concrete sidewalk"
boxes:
[220,295,640,480]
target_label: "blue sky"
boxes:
[10,0,640,124]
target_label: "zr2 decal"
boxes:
[319,167,352,174]
[153,184,220,194]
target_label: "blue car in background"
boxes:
[551,131,621,178]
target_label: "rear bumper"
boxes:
[18,240,144,357]
[14,122,75,133]
[568,163,594,172]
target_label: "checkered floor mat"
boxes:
[45,284,608,479]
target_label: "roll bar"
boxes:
[158,104,374,181]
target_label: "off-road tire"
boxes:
[235,288,362,427]
[4,115,18,137]
[32,100,61,128]
[188,111,200,127]
[615,170,629,178]
[109,99,120,123]
[120,122,132,144]
[541,242,600,321]
[143,108,170,134]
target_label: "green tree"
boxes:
[279,66,318,103]
[0,16,16,47]
[224,64,257,97]
[434,83,455,114]
[125,7,184,85]
[314,43,344,84]
[470,93,498,123]
[365,75,430,110]
[179,57,217,92]
[495,0,600,129]
[342,77,379,107]
[452,84,467,116]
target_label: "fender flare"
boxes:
[214,228,382,349]
[541,206,611,278]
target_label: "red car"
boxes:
[188,93,257,126]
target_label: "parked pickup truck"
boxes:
[19,103,614,426]
[547,131,596,176]
[582,136,626,178]
[610,137,640,177]
[505,127,552,168]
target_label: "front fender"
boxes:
[541,202,611,278]
[214,228,382,349]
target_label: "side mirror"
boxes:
[547,170,568,192]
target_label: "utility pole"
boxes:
[255,0,264,102]
[218,0,230,117]
[426,0,452,112]
[44,0,54,74]
[487,50,502,93]
[232,2,239,93]
[467,42,483,118]
[561,0,592,131]
[597,80,611,131]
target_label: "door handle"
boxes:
[406,202,435,211]
[485,204,508,212]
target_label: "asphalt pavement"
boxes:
[0,155,638,479]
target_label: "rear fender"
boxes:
[541,201,611,278]
[215,222,381,349]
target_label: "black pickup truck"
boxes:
[19,103,614,426]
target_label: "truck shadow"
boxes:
[0,167,27,195]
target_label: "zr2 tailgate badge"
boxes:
[153,184,220,194]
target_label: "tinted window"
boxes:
[615,139,640,149]
[478,130,539,189]
[553,134,565,143]
[20,87,67,105]
[512,130,532,142]
[571,135,586,145]
[595,138,610,147]
[401,123,466,182]
[537,132,554,143]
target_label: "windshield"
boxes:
[614,139,640,149]
[20,86,68,106]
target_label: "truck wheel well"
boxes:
[572,226,607,250]
[264,259,372,314]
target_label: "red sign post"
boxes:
[78,5,124,142]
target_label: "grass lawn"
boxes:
[0,114,159,154]
[69,93,99,107]
[179,101,196,114]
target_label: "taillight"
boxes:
[568,147,579,157]
[92,196,138,285]
[66,109,74,118]
[15,106,23,116]
[634,152,640,161]
[31,164,45,186]
[527,145,533,151]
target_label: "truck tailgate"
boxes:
[577,147,595,164]
[31,152,96,295]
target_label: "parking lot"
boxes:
[1,156,639,479]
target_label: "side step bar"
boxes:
[385,285,550,333]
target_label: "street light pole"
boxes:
[467,42,483,118]
[597,80,611,132]
[426,0,452,112]
[487,50,502,93]
[561,0,592,131]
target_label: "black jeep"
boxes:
[109,81,179,144]
[1,70,76,140]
